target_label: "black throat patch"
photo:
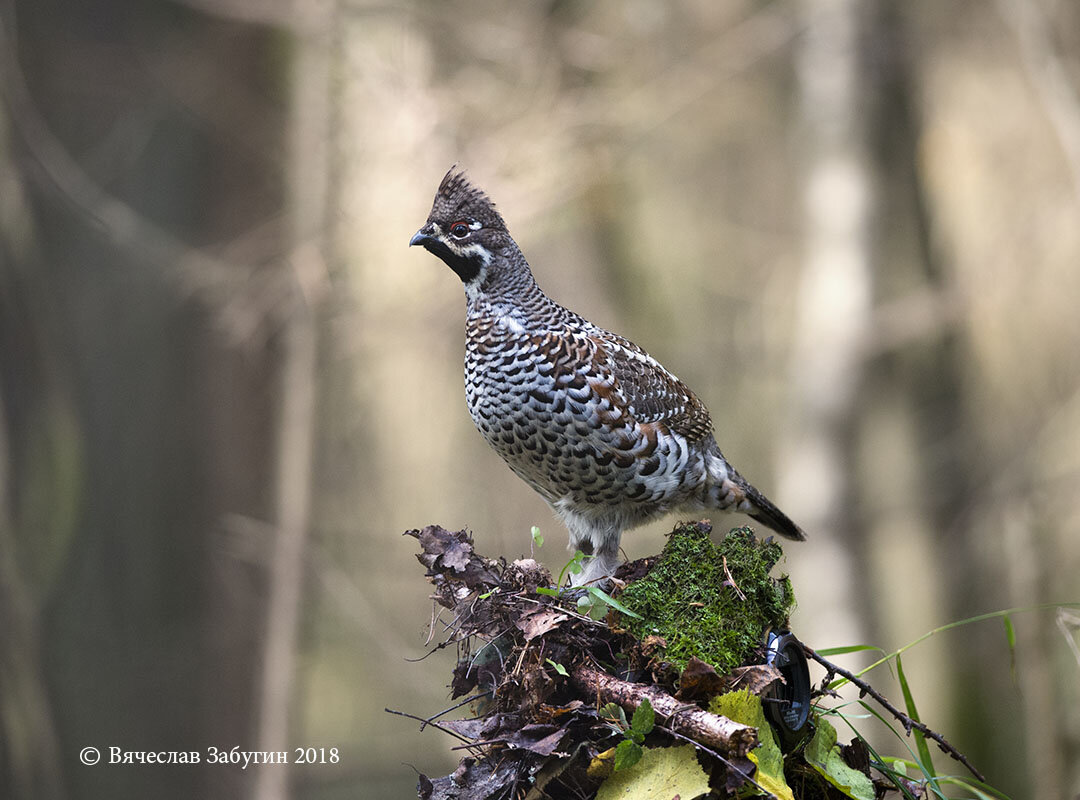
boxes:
[422,238,483,284]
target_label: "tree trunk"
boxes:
[780,0,875,648]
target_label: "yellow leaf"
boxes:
[709,689,794,800]
[596,744,710,800]
[804,718,875,800]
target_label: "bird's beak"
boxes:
[410,228,434,247]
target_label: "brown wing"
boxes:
[588,330,714,444]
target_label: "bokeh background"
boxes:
[2,0,1079,798]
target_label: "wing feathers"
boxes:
[587,331,714,444]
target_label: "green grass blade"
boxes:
[936,775,1013,800]
[895,653,935,778]
[816,644,885,657]
[857,701,949,799]
[835,602,1080,686]
[1002,614,1017,684]
[588,586,642,619]
[828,707,930,800]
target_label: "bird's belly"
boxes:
[465,360,703,513]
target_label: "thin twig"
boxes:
[448,738,514,752]
[802,645,985,782]
[425,599,438,646]
[402,632,469,662]
[420,690,494,731]
[721,556,747,601]
[384,707,482,751]
[517,594,604,626]
[512,637,531,677]
[467,629,512,679]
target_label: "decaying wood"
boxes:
[570,664,759,757]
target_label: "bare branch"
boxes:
[803,645,985,782]
[0,14,237,297]
[570,664,759,758]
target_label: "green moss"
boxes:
[618,523,795,673]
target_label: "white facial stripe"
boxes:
[459,243,493,302]
[463,261,488,302]
[458,243,492,265]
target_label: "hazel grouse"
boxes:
[410,169,805,586]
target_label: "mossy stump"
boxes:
[617,521,795,673]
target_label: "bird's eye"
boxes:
[450,221,471,238]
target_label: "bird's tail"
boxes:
[740,476,807,542]
[706,445,806,541]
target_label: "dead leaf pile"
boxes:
[398,525,926,800]
[401,525,808,800]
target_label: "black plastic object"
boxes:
[763,630,812,744]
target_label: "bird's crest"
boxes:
[430,167,507,231]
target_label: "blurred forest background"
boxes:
[2,0,1079,798]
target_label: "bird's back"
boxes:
[464,292,716,526]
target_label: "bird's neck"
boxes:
[463,247,552,319]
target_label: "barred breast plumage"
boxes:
[411,169,805,586]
